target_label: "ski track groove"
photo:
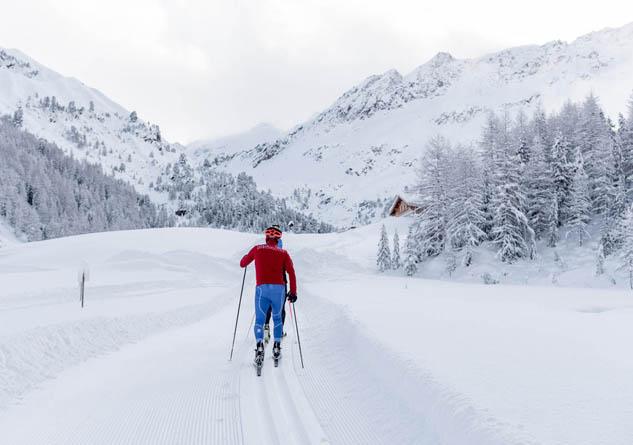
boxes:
[237,311,330,445]
[258,368,283,445]
[0,275,435,445]
[274,360,312,444]
[2,296,247,445]
[291,292,385,445]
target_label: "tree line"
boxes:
[0,117,161,240]
[152,153,334,233]
[378,93,633,285]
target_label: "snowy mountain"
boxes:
[188,123,282,166]
[192,23,633,226]
[0,47,181,203]
[5,23,633,229]
[0,49,330,235]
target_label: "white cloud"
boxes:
[1,0,632,143]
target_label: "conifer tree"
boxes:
[514,109,531,165]
[596,242,605,276]
[415,135,450,257]
[491,113,535,263]
[566,148,592,246]
[445,244,457,277]
[579,94,615,214]
[616,110,633,202]
[546,195,560,247]
[403,226,418,276]
[392,229,401,270]
[446,145,486,266]
[480,113,499,238]
[551,134,573,223]
[525,135,554,239]
[621,204,633,289]
[377,224,392,272]
[12,107,23,127]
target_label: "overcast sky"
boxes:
[2,1,633,144]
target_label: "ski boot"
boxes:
[272,341,281,367]
[263,324,270,344]
[254,341,265,376]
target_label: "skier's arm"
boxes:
[240,247,256,268]
[284,252,297,295]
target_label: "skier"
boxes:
[240,226,298,372]
[264,224,287,343]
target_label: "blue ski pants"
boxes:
[254,284,286,343]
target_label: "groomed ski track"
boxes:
[0,283,423,444]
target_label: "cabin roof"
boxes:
[388,193,421,216]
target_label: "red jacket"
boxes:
[240,240,297,294]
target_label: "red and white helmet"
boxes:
[265,226,282,239]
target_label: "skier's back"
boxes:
[240,226,297,371]
[264,225,288,342]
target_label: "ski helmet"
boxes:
[265,226,282,239]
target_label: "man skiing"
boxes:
[240,226,297,371]
[264,225,287,343]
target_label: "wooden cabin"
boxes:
[388,194,420,217]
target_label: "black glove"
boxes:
[287,292,297,303]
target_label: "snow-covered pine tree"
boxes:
[479,113,499,238]
[491,112,535,263]
[546,195,560,247]
[616,113,633,201]
[556,100,581,148]
[620,204,633,289]
[403,225,418,276]
[377,224,392,272]
[392,229,401,270]
[12,107,23,127]
[599,168,627,257]
[596,242,605,276]
[415,135,450,258]
[525,135,554,239]
[514,109,531,165]
[444,235,457,277]
[531,105,553,153]
[566,148,592,246]
[579,94,616,214]
[446,145,486,267]
[492,181,535,262]
[551,134,574,224]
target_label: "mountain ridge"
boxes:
[190,21,633,226]
[3,22,633,227]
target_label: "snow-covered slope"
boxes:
[188,123,281,166]
[0,48,180,200]
[1,223,633,444]
[194,23,633,226]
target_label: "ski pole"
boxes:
[291,302,304,368]
[229,267,247,361]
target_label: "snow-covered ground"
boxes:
[0,218,19,248]
[1,223,632,444]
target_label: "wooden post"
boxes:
[80,272,85,308]
[78,262,90,308]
